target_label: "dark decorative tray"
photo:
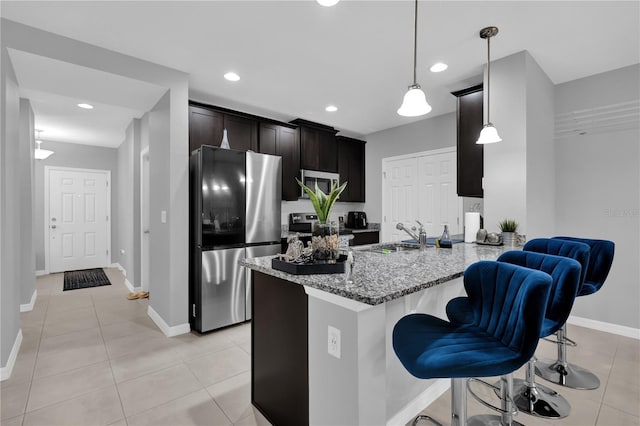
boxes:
[475,240,503,246]
[272,255,347,275]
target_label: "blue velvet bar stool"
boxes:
[393,261,552,426]
[497,251,582,419]
[446,250,584,420]
[529,236,615,390]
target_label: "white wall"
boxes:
[525,54,556,238]
[555,65,640,329]
[483,51,556,238]
[364,112,457,223]
[117,121,136,282]
[34,141,119,272]
[2,19,190,341]
[1,38,23,370]
[482,52,528,235]
[19,99,36,306]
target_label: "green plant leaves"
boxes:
[498,219,519,232]
[296,178,347,224]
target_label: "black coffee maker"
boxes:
[347,211,368,229]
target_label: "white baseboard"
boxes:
[147,305,191,337]
[20,290,38,312]
[110,263,125,276]
[386,378,450,426]
[0,329,23,381]
[110,264,141,293]
[568,315,640,340]
[35,270,46,277]
[124,278,141,293]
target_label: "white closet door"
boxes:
[382,157,418,242]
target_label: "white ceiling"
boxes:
[2,1,639,146]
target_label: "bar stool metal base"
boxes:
[535,359,600,390]
[511,378,571,418]
[466,414,524,426]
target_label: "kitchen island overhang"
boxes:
[241,243,511,426]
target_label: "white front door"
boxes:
[418,151,460,236]
[382,157,418,242]
[48,168,110,273]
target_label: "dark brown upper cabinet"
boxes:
[337,136,366,202]
[452,85,484,198]
[259,122,300,201]
[291,119,338,173]
[188,102,258,153]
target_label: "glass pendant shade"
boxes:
[476,123,502,144]
[397,85,432,117]
[34,140,54,160]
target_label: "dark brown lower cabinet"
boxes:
[252,271,309,426]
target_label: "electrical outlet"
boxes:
[328,325,341,359]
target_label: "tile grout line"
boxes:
[20,276,53,424]
[96,267,130,425]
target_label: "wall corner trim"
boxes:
[124,278,140,294]
[110,263,126,276]
[385,378,449,426]
[20,290,38,312]
[0,329,24,381]
[568,315,640,340]
[147,305,191,337]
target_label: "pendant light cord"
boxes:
[412,0,418,85]
[486,34,491,123]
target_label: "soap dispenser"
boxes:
[439,225,452,248]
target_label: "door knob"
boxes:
[144,230,150,234]
[51,225,57,229]
[51,217,57,222]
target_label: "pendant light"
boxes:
[34,129,54,160]
[397,0,432,117]
[476,26,502,144]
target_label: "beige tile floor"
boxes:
[1,267,638,425]
[0,268,270,426]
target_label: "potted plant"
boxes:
[498,219,519,246]
[297,178,347,262]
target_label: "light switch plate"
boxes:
[161,210,167,223]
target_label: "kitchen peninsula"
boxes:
[241,243,510,426]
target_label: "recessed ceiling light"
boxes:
[317,0,339,6]
[77,103,94,109]
[429,62,448,73]
[224,72,240,82]
[325,105,338,112]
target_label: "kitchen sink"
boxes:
[370,243,422,254]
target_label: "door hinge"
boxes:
[192,304,196,317]
[106,181,109,187]
[106,215,109,221]
[384,215,386,223]
[383,171,387,179]
[106,249,109,255]
[457,217,460,225]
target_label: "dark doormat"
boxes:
[63,268,111,291]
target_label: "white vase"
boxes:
[220,129,230,149]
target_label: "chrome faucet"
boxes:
[396,221,428,250]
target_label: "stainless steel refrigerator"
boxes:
[190,146,282,333]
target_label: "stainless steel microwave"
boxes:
[299,170,340,198]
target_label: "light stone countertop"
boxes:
[240,242,513,305]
